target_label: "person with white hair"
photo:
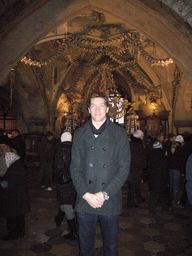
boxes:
[53,132,77,240]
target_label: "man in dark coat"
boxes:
[166,135,185,204]
[148,141,169,214]
[10,129,26,163]
[0,135,30,241]
[127,130,147,207]
[37,131,55,191]
[70,92,131,256]
[53,132,77,240]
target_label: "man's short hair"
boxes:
[88,92,109,107]
[168,133,176,139]
[12,129,20,134]
[157,133,164,139]
[46,131,53,137]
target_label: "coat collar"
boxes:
[81,119,111,143]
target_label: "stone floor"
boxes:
[0,165,192,256]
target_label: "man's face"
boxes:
[159,135,164,142]
[170,136,176,141]
[12,131,18,138]
[89,97,109,125]
[0,144,9,152]
[47,135,53,140]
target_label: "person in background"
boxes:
[37,131,55,191]
[186,153,192,205]
[180,134,192,207]
[157,132,165,146]
[70,92,131,256]
[127,130,147,208]
[166,135,185,205]
[10,129,26,163]
[0,135,30,241]
[148,141,169,215]
[164,133,176,155]
[53,132,77,240]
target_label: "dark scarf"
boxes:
[89,118,108,135]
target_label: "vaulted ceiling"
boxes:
[0,0,192,135]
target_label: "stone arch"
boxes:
[0,0,192,86]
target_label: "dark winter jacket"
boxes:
[166,142,184,171]
[186,154,192,205]
[54,141,76,205]
[70,118,131,216]
[37,138,55,159]
[0,159,30,217]
[128,136,147,183]
[10,134,26,163]
[148,148,169,193]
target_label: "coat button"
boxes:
[103,147,106,151]
[101,182,105,186]
[89,163,93,167]
[91,146,95,150]
[89,180,92,184]
[103,164,106,168]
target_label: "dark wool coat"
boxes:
[148,148,169,193]
[54,141,76,205]
[0,159,30,217]
[186,154,192,205]
[10,135,26,163]
[128,136,147,183]
[37,138,55,159]
[70,119,131,216]
[166,143,184,171]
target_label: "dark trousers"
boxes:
[127,181,143,206]
[40,158,53,187]
[77,212,119,256]
[6,214,25,238]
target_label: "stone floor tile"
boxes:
[95,237,103,249]
[1,170,192,256]
[140,217,156,225]
[118,232,134,243]
[50,243,74,256]
[47,236,65,245]
[144,241,165,254]
[185,246,192,255]
[175,214,190,220]
[137,208,149,215]
[165,242,185,255]
[141,228,160,237]
[45,229,63,237]
[16,249,37,256]
[95,224,101,234]
[119,219,133,229]
[64,238,79,247]
[153,235,172,245]
[119,246,135,256]
[94,247,104,256]
[0,240,15,250]
[164,222,183,231]
[160,213,175,220]
[30,242,52,253]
